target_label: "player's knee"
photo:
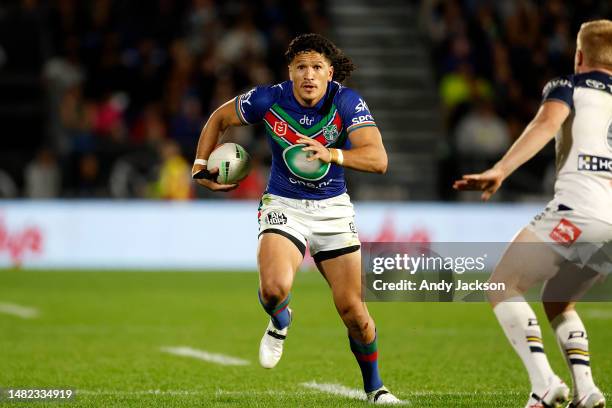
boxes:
[337,302,368,330]
[259,283,290,305]
[543,301,574,321]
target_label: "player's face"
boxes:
[289,51,334,107]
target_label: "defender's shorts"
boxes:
[527,200,612,275]
[257,192,361,262]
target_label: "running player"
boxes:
[454,20,611,408]
[193,33,400,404]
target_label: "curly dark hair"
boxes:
[285,33,355,83]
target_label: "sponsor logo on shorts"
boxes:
[577,154,612,172]
[266,211,287,225]
[274,121,287,136]
[549,218,582,247]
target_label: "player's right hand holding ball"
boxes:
[191,164,238,192]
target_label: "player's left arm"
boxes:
[298,126,387,173]
[453,100,570,200]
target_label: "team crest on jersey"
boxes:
[549,218,582,247]
[274,121,287,136]
[323,124,339,142]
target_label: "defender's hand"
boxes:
[297,137,332,163]
[192,165,238,192]
[453,167,505,201]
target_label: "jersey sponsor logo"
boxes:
[354,98,369,113]
[283,144,330,181]
[585,79,612,91]
[323,124,339,142]
[577,154,612,172]
[543,78,573,96]
[351,114,374,125]
[266,211,287,225]
[288,176,334,189]
[274,121,288,136]
[299,115,314,126]
[549,218,582,247]
[242,88,255,106]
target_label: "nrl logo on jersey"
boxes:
[274,121,287,136]
[323,124,339,142]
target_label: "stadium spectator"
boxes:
[154,139,192,201]
[0,0,328,198]
[24,148,61,199]
[454,99,510,176]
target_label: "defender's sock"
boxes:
[258,291,291,330]
[494,298,555,393]
[349,335,383,393]
[551,310,595,397]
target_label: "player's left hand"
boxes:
[297,137,332,163]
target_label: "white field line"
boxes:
[300,381,366,400]
[76,387,523,398]
[300,381,521,401]
[78,389,207,396]
[160,346,250,366]
[0,302,39,319]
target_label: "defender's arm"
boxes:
[454,100,570,200]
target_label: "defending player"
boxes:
[192,34,400,404]
[454,20,611,408]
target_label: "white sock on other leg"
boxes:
[493,297,556,393]
[551,310,596,398]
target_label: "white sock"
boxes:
[493,298,555,393]
[551,310,596,397]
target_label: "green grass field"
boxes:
[0,269,610,407]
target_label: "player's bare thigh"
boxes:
[542,263,603,320]
[317,249,375,343]
[257,232,303,302]
[488,227,565,306]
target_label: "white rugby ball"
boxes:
[207,143,251,184]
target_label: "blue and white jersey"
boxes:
[235,80,376,200]
[542,71,612,223]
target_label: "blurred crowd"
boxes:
[422,0,611,200]
[0,0,327,199]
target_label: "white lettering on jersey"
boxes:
[288,177,334,189]
[299,115,314,126]
[543,78,573,95]
[352,114,374,124]
[354,98,369,113]
[586,79,606,90]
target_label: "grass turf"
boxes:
[0,269,610,407]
